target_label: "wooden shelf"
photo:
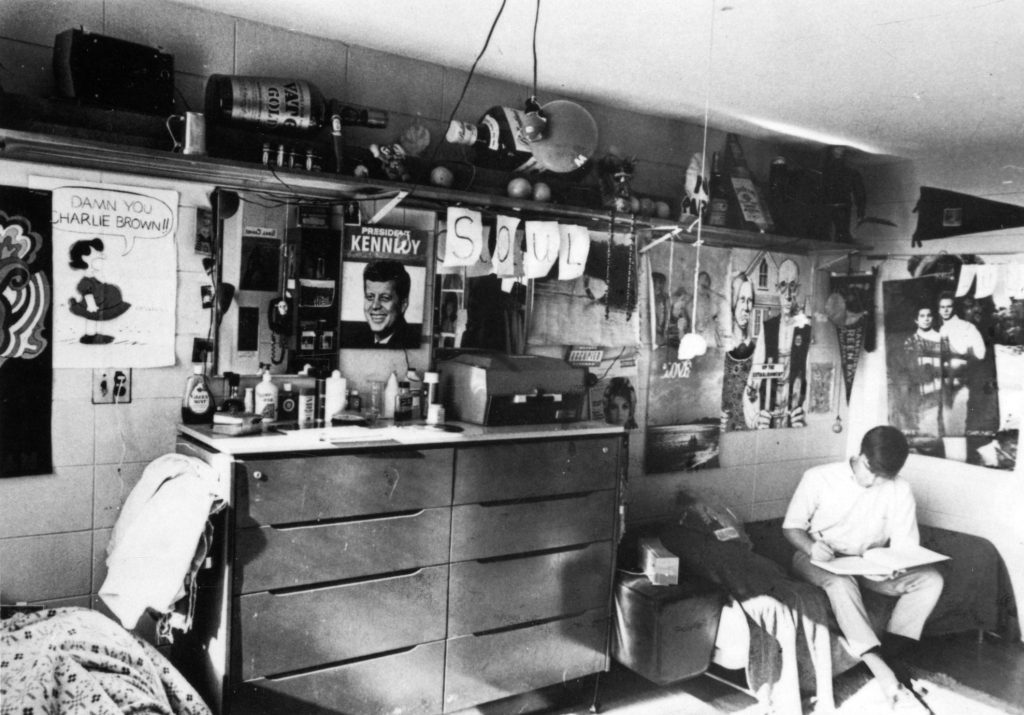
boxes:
[0,127,859,254]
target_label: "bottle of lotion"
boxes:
[325,370,347,419]
[254,371,279,421]
[383,371,399,419]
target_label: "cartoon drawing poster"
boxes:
[30,178,178,368]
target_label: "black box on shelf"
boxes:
[53,29,174,116]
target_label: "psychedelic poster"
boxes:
[0,187,53,477]
[884,261,1021,470]
[30,177,178,368]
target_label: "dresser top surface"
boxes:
[178,420,624,456]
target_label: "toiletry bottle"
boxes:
[298,386,316,427]
[182,364,216,424]
[278,383,298,422]
[383,371,399,419]
[423,371,440,423]
[325,370,347,419]
[244,386,255,413]
[347,389,362,412]
[220,371,246,414]
[254,371,279,421]
[406,369,423,418]
[394,381,414,424]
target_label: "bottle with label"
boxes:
[254,371,279,421]
[279,383,298,422]
[204,75,388,134]
[706,152,731,228]
[347,389,362,412]
[325,370,347,419]
[723,133,774,233]
[298,386,316,427]
[445,106,536,172]
[244,386,255,414]
[219,371,246,414]
[394,381,414,425]
[182,365,216,424]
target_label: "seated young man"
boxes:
[783,425,944,711]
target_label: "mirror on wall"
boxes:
[211,190,346,377]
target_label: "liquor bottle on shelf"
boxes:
[706,151,731,228]
[445,105,537,172]
[204,75,388,133]
[723,133,774,233]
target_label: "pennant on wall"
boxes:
[912,186,1024,245]
[0,187,53,477]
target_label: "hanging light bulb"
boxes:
[527,99,599,173]
[677,238,708,360]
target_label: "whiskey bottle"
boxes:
[445,106,537,172]
[706,152,731,227]
[204,75,387,133]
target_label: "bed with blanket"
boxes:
[0,607,211,715]
[615,500,1017,714]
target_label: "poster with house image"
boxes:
[720,249,813,432]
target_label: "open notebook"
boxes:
[812,545,950,579]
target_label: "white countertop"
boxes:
[178,419,624,456]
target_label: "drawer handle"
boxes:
[251,470,265,481]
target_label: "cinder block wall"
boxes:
[0,0,841,619]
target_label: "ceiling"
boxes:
[181,0,1024,199]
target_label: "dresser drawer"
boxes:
[234,565,448,680]
[234,507,451,594]
[443,609,608,713]
[230,641,445,715]
[448,541,612,636]
[454,437,618,503]
[451,490,615,561]
[235,448,453,526]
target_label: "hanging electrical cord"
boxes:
[678,0,717,361]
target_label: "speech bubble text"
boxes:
[51,186,175,254]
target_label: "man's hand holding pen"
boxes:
[810,532,835,562]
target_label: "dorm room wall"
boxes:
[6,0,1011,640]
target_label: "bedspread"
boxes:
[659,522,858,714]
[0,607,210,715]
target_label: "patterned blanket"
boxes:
[1,607,210,715]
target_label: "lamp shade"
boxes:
[528,100,599,173]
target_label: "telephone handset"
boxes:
[268,294,292,335]
[269,241,296,336]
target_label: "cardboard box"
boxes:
[639,536,679,586]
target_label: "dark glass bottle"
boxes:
[204,75,387,133]
[706,152,730,227]
[445,106,536,171]
[219,372,246,414]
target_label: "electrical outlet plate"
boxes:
[92,368,132,404]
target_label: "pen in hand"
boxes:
[810,531,835,561]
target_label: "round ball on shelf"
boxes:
[655,201,671,219]
[507,177,532,199]
[639,197,655,216]
[532,182,552,202]
[429,165,454,188]
[629,196,641,214]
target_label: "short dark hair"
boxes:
[69,237,104,269]
[860,425,909,478]
[363,259,411,302]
